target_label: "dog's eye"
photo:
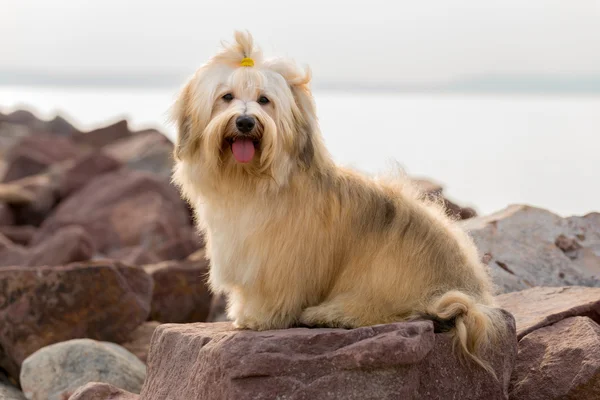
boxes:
[222,93,234,102]
[258,96,270,105]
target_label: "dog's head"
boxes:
[172,31,329,193]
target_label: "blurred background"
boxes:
[1,0,599,216]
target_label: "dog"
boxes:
[171,31,505,374]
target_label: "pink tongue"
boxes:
[231,139,255,163]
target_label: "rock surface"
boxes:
[0,225,94,267]
[0,382,26,400]
[509,316,600,400]
[20,339,145,400]
[32,169,191,257]
[144,258,212,323]
[141,312,516,400]
[0,261,152,377]
[2,134,80,182]
[68,382,140,400]
[121,321,160,363]
[496,285,600,339]
[72,120,132,149]
[463,205,600,293]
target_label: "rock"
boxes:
[121,321,160,363]
[2,110,39,125]
[32,170,191,257]
[206,293,229,322]
[103,130,174,177]
[72,120,131,149]
[0,226,94,267]
[68,382,139,400]
[140,311,516,400]
[0,382,26,400]
[0,261,152,378]
[44,115,79,137]
[0,203,14,226]
[20,339,146,400]
[509,316,600,399]
[58,151,122,198]
[6,174,59,226]
[462,205,600,293]
[413,177,477,220]
[144,258,212,323]
[495,285,600,339]
[2,134,80,182]
[0,225,36,245]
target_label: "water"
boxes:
[1,85,599,217]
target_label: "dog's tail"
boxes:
[424,290,505,377]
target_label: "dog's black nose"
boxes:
[236,115,255,133]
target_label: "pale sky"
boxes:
[2,0,600,85]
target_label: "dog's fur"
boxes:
[171,31,505,374]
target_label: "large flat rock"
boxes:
[140,311,516,400]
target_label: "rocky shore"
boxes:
[1,109,599,399]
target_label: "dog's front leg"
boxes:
[228,289,301,331]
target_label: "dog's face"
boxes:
[172,31,323,192]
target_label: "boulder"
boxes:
[2,134,80,182]
[495,285,600,339]
[0,382,26,400]
[0,203,14,226]
[69,383,139,400]
[0,261,152,378]
[20,339,146,400]
[72,120,131,149]
[121,321,161,363]
[32,170,191,257]
[144,258,212,323]
[103,130,174,177]
[0,225,36,246]
[509,316,600,400]
[140,311,516,400]
[462,205,600,293]
[58,151,122,198]
[0,225,94,267]
[206,293,229,323]
[4,174,59,226]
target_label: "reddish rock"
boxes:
[32,170,191,256]
[510,316,600,399]
[121,321,161,363]
[206,294,229,323]
[2,110,39,125]
[0,203,13,226]
[0,261,152,378]
[0,225,36,246]
[495,286,600,339]
[462,205,600,293]
[7,174,60,226]
[144,258,212,323]
[59,152,122,198]
[108,246,162,267]
[73,120,131,149]
[140,311,516,400]
[103,130,174,177]
[2,134,80,182]
[69,383,139,400]
[0,226,94,268]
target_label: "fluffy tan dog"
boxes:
[172,31,505,373]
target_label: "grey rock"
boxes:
[0,382,26,400]
[20,339,146,400]
[462,205,600,293]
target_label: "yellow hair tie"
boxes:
[240,57,254,67]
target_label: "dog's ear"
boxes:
[289,70,318,169]
[171,80,194,161]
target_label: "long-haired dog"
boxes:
[172,31,505,374]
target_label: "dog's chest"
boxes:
[200,202,273,285]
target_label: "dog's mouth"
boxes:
[225,136,261,164]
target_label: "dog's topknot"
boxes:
[211,30,264,68]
